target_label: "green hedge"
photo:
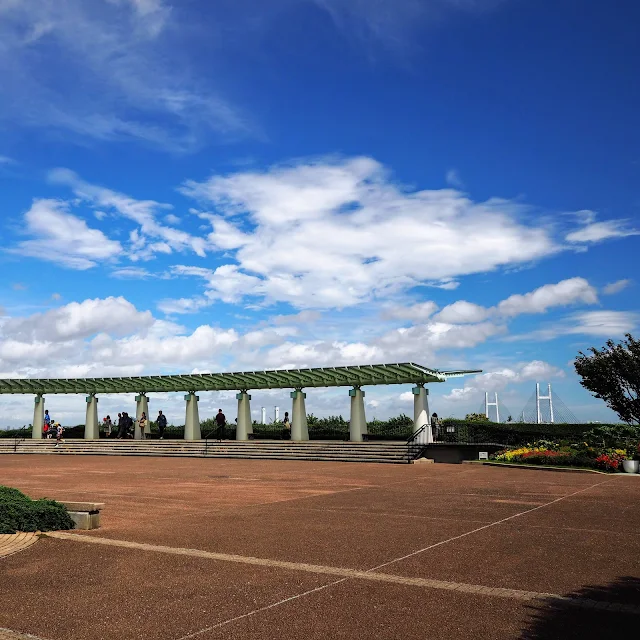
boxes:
[0,486,75,534]
[4,417,636,448]
[435,420,635,447]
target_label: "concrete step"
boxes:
[0,438,411,463]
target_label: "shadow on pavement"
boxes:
[521,576,640,639]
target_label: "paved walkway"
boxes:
[0,628,47,640]
[0,533,38,559]
[1,456,639,639]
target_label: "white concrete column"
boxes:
[290,390,308,441]
[349,387,367,442]
[135,394,149,440]
[184,392,201,440]
[412,385,432,444]
[32,395,45,439]
[235,392,252,441]
[84,394,99,440]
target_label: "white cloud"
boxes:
[49,169,208,259]
[496,277,598,316]
[271,310,322,325]
[110,267,155,279]
[506,310,638,342]
[176,156,559,310]
[432,277,598,325]
[566,219,640,244]
[566,310,637,336]
[164,213,181,225]
[0,155,15,164]
[4,297,153,342]
[15,198,122,269]
[445,169,464,188]
[435,300,489,324]
[602,279,632,295]
[383,301,438,322]
[0,0,249,150]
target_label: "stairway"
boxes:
[0,439,413,464]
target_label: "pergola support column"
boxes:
[135,394,149,440]
[84,394,99,440]
[290,390,308,441]
[412,385,432,444]
[236,391,252,441]
[32,395,44,439]
[349,387,367,442]
[184,392,201,440]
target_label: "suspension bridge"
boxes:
[479,383,579,424]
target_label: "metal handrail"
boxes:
[14,425,29,452]
[406,425,426,444]
[406,424,428,463]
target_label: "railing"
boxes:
[406,425,427,464]
[14,426,30,452]
[203,425,226,457]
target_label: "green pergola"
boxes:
[0,362,480,395]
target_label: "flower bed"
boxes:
[492,441,638,472]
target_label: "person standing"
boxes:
[116,413,125,439]
[215,409,226,440]
[282,412,291,440]
[43,410,51,439]
[156,410,167,439]
[138,412,147,440]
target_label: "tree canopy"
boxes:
[574,333,640,425]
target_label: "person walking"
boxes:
[138,412,147,440]
[156,410,167,439]
[124,412,134,438]
[54,422,64,447]
[282,412,291,440]
[215,409,226,440]
[103,415,112,438]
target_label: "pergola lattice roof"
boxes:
[0,363,480,395]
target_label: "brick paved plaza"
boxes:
[1,456,639,639]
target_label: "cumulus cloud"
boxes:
[174,156,559,310]
[15,199,122,269]
[4,297,154,342]
[432,277,598,325]
[434,301,490,324]
[495,277,598,316]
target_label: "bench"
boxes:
[59,501,104,530]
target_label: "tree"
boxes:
[465,412,490,423]
[574,333,640,425]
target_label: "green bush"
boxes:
[0,486,75,534]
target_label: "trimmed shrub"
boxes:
[0,486,75,534]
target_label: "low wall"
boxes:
[425,443,504,464]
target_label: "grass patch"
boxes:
[0,485,75,534]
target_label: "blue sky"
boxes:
[0,0,638,427]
